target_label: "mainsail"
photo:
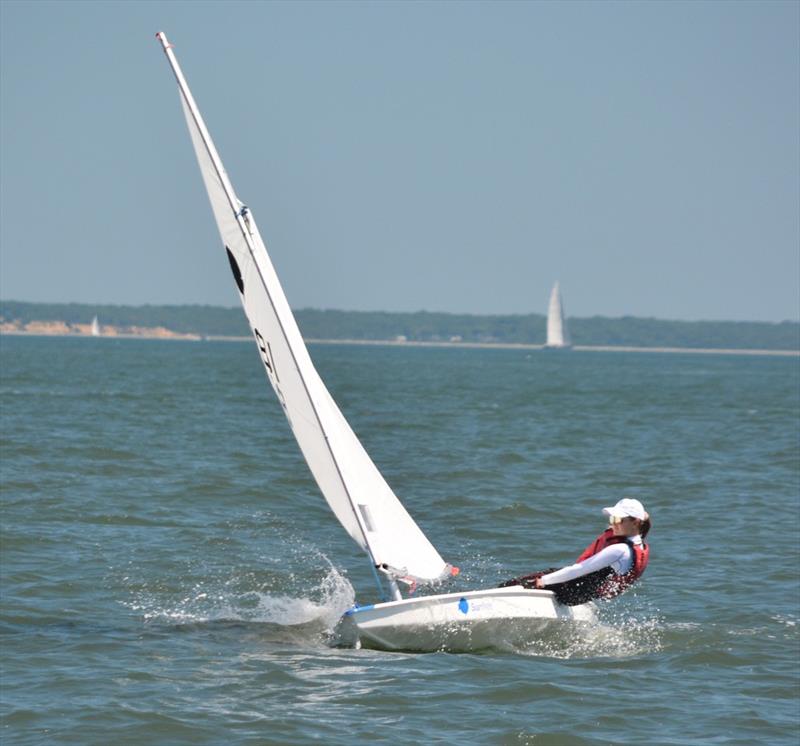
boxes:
[546,281,571,348]
[156,33,452,595]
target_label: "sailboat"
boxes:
[545,282,571,349]
[90,316,100,337]
[156,33,594,651]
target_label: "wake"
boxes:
[123,563,355,645]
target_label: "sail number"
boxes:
[254,328,289,414]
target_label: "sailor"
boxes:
[500,498,650,606]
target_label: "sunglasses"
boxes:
[608,515,635,525]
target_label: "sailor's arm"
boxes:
[535,544,630,587]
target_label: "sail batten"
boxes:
[156,32,450,590]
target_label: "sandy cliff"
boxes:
[0,319,200,340]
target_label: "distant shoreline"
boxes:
[307,339,800,357]
[3,301,798,351]
[2,329,797,357]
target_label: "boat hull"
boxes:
[336,586,595,652]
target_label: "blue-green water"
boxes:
[2,336,798,745]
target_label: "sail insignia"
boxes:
[226,247,245,294]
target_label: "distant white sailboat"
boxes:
[546,282,571,348]
[90,316,100,337]
[156,32,593,651]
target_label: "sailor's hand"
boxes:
[534,577,545,589]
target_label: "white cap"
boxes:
[602,498,647,521]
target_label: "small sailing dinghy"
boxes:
[156,33,594,651]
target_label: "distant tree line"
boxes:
[1,300,798,350]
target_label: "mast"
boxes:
[156,34,241,223]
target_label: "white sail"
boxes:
[156,33,451,591]
[90,316,100,337]
[546,282,571,348]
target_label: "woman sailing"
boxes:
[501,498,651,606]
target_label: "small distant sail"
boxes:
[546,282,571,348]
[90,316,100,337]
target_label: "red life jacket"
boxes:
[576,527,649,599]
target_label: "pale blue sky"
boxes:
[1,0,798,321]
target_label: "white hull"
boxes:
[336,586,595,652]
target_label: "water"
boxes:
[1,336,798,745]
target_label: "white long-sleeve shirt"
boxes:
[540,534,642,586]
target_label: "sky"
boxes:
[1,0,798,322]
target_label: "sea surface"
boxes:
[1,335,798,745]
